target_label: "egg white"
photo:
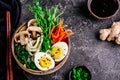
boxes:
[34,52,55,71]
[52,42,68,62]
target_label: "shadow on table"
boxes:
[73,0,99,21]
[13,60,28,80]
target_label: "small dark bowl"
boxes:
[87,0,119,19]
[69,64,92,80]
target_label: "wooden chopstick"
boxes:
[6,11,13,80]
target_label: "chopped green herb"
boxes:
[15,43,38,70]
[72,67,91,80]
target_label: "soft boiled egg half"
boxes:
[50,42,68,62]
[34,52,55,71]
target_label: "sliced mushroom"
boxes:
[27,26,42,39]
[26,36,43,56]
[14,31,30,45]
[27,19,37,27]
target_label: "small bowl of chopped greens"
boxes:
[11,0,74,75]
[69,65,92,80]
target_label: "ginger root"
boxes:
[100,28,111,41]
[99,21,120,44]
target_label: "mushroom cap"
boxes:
[27,19,37,27]
[27,26,42,39]
[14,31,30,45]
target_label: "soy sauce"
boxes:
[91,0,119,17]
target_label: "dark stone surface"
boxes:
[14,0,120,80]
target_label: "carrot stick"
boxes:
[50,19,74,44]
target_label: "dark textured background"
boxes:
[13,0,120,80]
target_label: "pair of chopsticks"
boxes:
[6,11,13,80]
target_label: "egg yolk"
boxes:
[39,56,52,68]
[51,46,62,59]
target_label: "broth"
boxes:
[91,0,119,17]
